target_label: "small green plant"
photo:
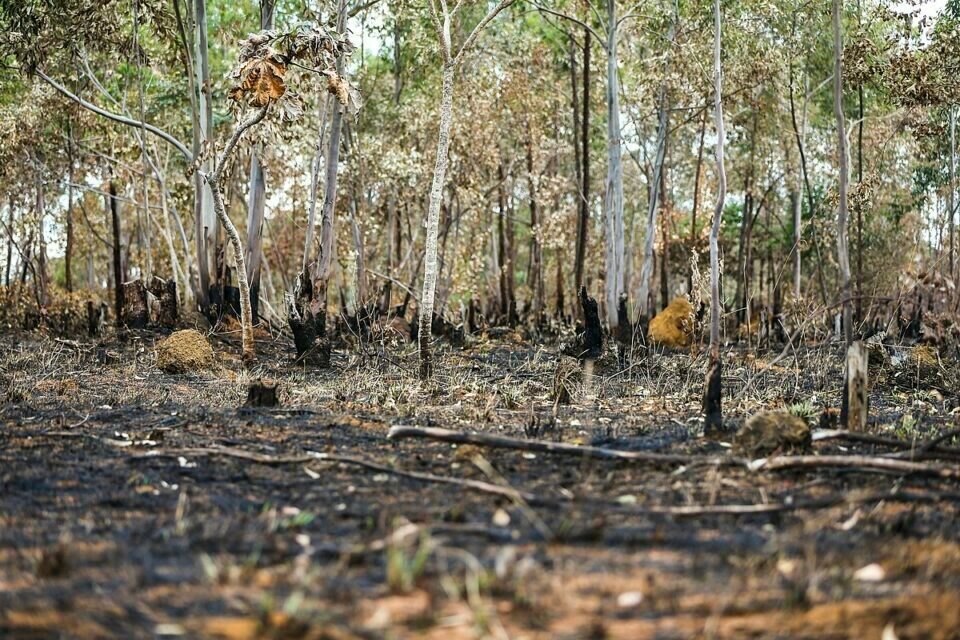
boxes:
[386,529,434,593]
[787,400,818,423]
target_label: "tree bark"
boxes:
[526,137,544,319]
[4,197,12,287]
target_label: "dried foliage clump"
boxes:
[648,297,695,348]
[228,25,359,119]
[734,411,811,457]
[156,329,215,374]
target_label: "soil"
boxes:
[2,328,960,639]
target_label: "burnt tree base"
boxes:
[148,277,178,329]
[121,280,149,329]
[615,293,633,367]
[246,380,280,407]
[562,286,603,362]
[286,271,330,367]
[703,356,723,435]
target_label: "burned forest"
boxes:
[3,0,960,638]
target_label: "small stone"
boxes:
[853,563,885,582]
[616,591,644,608]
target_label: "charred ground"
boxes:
[2,328,960,639]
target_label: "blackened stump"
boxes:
[703,357,722,433]
[246,380,279,407]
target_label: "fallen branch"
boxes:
[616,489,960,517]
[814,428,960,454]
[755,454,960,479]
[387,425,740,467]
[131,446,553,505]
[129,445,960,520]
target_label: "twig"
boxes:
[918,427,960,455]
[387,425,741,467]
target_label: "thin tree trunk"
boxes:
[950,106,956,278]
[603,0,625,330]
[526,137,544,319]
[659,165,670,311]
[497,159,511,321]
[788,62,829,306]
[34,181,48,307]
[704,0,726,431]
[206,105,269,366]
[4,197,12,287]
[638,2,676,325]
[110,181,124,326]
[418,62,455,378]
[574,28,591,300]
[688,108,707,295]
[65,122,74,292]
[734,115,757,327]
[244,0,275,306]
[833,0,853,346]
[855,0,864,321]
[194,0,217,304]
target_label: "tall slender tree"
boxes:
[418,0,515,379]
[703,0,726,431]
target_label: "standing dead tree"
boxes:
[703,0,726,431]
[288,0,355,366]
[418,0,515,379]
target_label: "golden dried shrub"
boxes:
[648,297,694,348]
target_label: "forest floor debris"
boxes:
[3,330,960,638]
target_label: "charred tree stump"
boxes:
[86,300,106,337]
[846,341,868,431]
[149,277,178,328]
[286,271,330,367]
[246,379,280,407]
[121,280,149,329]
[564,286,603,361]
[703,356,723,434]
[615,292,633,365]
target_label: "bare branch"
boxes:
[454,0,518,64]
[36,69,193,163]
[527,1,608,52]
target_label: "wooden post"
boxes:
[846,341,868,431]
